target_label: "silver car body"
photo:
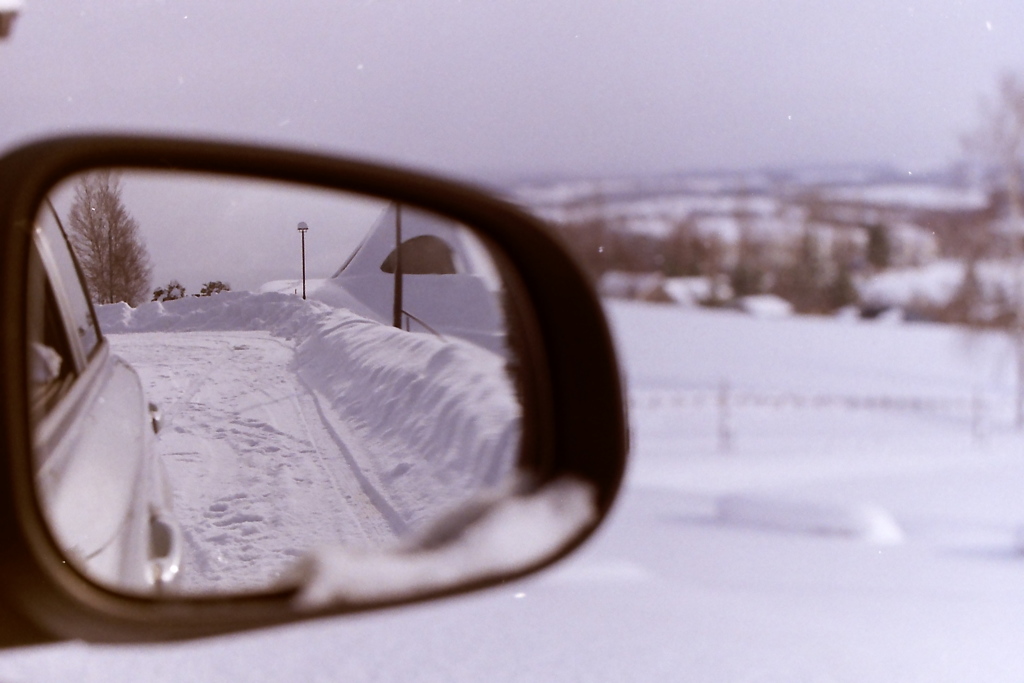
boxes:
[28,204,181,592]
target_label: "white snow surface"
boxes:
[96,291,520,592]
[7,299,1024,680]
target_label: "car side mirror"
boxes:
[0,136,627,645]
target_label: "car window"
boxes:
[35,203,100,362]
[28,275,78,418]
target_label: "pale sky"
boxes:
[5,1,1024,291]
[3,1,1023,181]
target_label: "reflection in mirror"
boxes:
[29,169,527,596]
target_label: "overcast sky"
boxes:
[5,1,1024,291]
[4,1,1024,182]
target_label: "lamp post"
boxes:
[297,221,309,300]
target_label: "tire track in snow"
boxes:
[294,372,410,537]
[108,331,398,594]
[275,385,395,543]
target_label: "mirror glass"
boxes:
[28,169,527,596]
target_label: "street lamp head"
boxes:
[297,221,309,232]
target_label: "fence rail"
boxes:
[630,388,979,415]
[630,384,1000,452]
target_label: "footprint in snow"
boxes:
[390,462,413,478]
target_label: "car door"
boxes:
[28,202,180,592]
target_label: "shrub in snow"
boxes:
[152,279,186,302]
[197,280,230,297]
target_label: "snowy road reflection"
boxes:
[102,291,522,594]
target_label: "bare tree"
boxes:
[67,171,152,306]
[963,72,1024,427]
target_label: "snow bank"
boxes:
[257,279,327,296]
[295,301,521,532]
[97,291,521,536]
[733,294,793,319]
[716,494,904,545]
[858,261,964,310]
[663,277,715,306]
[96,291,324,336]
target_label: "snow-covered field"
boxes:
[5,299,1024,680]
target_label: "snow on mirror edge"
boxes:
[287,477,596,609]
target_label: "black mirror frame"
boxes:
[0,135,628,646]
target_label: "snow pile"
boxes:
[295,301,521,533]
[96,291,325,338]
[663,276,716,306]
[733,294,793,319]
[858,260,965,310]
[716,494,904,545]
[98,291,521,542]
[257,279,328,296]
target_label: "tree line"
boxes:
[556,214,873,314]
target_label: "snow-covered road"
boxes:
[109,330,395,592]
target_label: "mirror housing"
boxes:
[0,136,627,645]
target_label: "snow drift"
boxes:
[716,494,904,545]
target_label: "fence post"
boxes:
[718,379,732,454]
[972,388,985,446]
